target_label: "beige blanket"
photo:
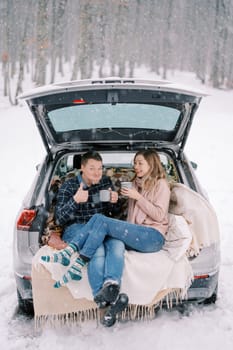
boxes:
[169,183,220,256]
[32,183,220,326]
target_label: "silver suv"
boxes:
[13,77,220,315]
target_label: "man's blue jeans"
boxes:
[62,223,125,297]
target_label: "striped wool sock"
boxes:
[53,256,86,288]
[41,243,77,266]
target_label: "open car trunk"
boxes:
[20,78,206,157]
[29,150,220,327]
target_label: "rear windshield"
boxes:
[31,87,198,144]
[48,104,180,132]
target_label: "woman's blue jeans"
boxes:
[63,224,125,297]
[69,213,165,260]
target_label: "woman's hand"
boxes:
[120,187,142,201]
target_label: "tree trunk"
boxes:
[14,1,32,101]
[50,0,57,83]
[56,0,68,77]
[35,0,49,86]
[210,0,226,88]
[162,0,173,80]
[79,0,94,79]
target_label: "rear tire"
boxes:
[203,284,218,304]
[17,289,34,316]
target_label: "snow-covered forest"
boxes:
[1,1,233,348]
[1,0,233,105]
[1,68,233,350]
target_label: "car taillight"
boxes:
[23,275,32,280]
[17,209,37,230]
[194,274,209,280]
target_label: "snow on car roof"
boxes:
[19,77,208,100]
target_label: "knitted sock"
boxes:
[53,256,86,288]
[41,243,77,266]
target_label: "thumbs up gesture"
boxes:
[73,182,88,203]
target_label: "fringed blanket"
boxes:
[32,183,220,327]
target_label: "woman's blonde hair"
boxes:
[134,149,166,190]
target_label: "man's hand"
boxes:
[109,188,118,203]
[73,182,88,203]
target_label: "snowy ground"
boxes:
[1,70,233,349]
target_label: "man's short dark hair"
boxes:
[81,151,102,165]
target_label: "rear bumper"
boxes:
[186,271,219,302]
[15,270,219,307]
[15,272,33,300]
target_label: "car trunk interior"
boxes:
[40,151,179,246]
